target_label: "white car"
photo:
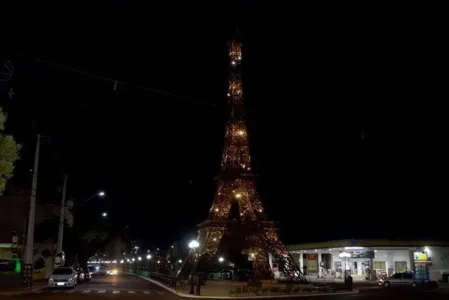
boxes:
[378,272,418,288]
[48,267,77,288]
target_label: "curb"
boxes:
[0,286,46,297]
[128,272,359,299]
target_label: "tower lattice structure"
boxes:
[176,40,306,283]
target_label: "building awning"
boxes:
[287,239,449,251]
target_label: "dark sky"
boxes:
[0,1,445,249]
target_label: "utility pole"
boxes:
[24,134,40,286]
[55,174,67,268]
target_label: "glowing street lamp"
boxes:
[146,255,151,260]
[187,240,199,295]
[98,191,106,197]
[138,257,142,261]
[188,240,199,249]
[102,212,108,217]
[218,257,224,263]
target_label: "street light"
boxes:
[218,257,224,263]
[102,212,108,217]
[146,255,151,260]
[339,252,351,278]
[188,240,199,249]
[83,191,106,206]
[138,257,142,261]
[188,240,200,295]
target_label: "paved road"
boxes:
[323,287,449,299]
[0,273,180,299]
[1,275,448,299]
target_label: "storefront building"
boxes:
[276,239,449,282]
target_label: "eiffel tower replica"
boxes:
[176,38,306,283]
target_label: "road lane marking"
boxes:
[98,290,106,293]
[67,289,76,293]
[52,290,60,293]
[35,291,44,294]
[82,289,91,293]
[143,291,150,294]
[113,290,120,294]
[128,291,135,294]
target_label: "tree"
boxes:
[0,107,19,194]
[80,229,109,244]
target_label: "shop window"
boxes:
[395,261,407,272]
[321,253,332,269]
[306,254,318,273]
[373,261,386,270]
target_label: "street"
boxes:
[1,274,448,300]
[0,273,179,299]
[318,287,449,299]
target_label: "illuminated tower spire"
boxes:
[176,38,306,283]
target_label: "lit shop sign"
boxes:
[414,252,428,262]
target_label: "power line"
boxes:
[6,51,217,107]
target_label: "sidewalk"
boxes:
[303,276,377,284]
[438,282,449,290]
[0,282,47,296]
[130,273,359,299]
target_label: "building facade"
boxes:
[277,240,449,282]
[103,236,126,258]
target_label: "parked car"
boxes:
[84,267,93,281]
[87,265,95,276]
[48,267,77,288]
[74,266,86,283]
[378,272,418,288]
[93,265,109,275]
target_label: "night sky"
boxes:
[0,1,445,250]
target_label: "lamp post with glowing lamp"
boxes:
[339,252,351,279]
[188,240,200,294]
